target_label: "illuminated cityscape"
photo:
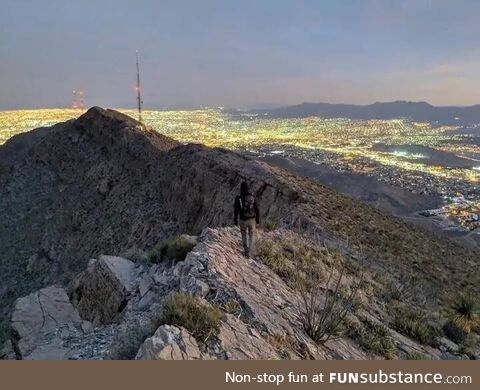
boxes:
[1,108,479,231]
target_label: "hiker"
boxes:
[234,181,260,257]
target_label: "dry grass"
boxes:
[257,233,346,291]
[392,305,440,347]
[147,234,197,263]
[348,318,395,359]
[406,351,430,360]
[161,292,222,343]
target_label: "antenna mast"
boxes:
[72,89,85,110]
[135,50,143,122]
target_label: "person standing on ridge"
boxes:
[234,181,260,257]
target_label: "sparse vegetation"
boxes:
[147,235,197,263]
[257,234,345,290]
[161,292,222,343]
[457,335,478,359]
[392,306,440,347]
[122,247,147,263]
[384,278,414,303]
[298,258,363,344]
[406,351,429,360]
[349,318,395,359]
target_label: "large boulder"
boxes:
[70,255,142,325]
[10,286,87,359]
[135,325,202,360]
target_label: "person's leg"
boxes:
[239,220,249,255]
[247,218,256,256]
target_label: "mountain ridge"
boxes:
[245,100,480,124]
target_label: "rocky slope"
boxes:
[0,107,478,357]
[2,227,476,360]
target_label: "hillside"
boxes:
[258,154,441,216]
[251,100,480,125]
[0,107,478,358]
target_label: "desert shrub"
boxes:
[457,334,478,359]
[161,292,222,343]
[406,351,429,360]
[384,278,414,302]
[122,247,147,263]
[349,318,395,359]
[449,292,479,334]
[298,260,363,344]
[392,306,440,346]
[147,235,197,264]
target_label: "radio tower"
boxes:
[135,50,143,122]
[72,90,85,110]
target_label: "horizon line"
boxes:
[2,99,480,112]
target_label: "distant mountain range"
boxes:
[246,101,480,125]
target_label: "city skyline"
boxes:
[2,0,480,109]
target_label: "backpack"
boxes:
[240,194,256,219]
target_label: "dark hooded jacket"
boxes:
[234,182,260,225]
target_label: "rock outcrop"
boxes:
[135,325,202,360]
[69,256,143,325]
[10,286,89,359]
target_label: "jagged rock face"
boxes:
[135,325,202,360]
[0,340,15,360]
[1,106,478,349]
[69,256,143,325]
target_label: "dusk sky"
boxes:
[2,0,480,109]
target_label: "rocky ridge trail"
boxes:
[1,227,470,360]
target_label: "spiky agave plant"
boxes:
[451,292,479,334]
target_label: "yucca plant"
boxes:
[298,254,363,344]
[451,292,479,334]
